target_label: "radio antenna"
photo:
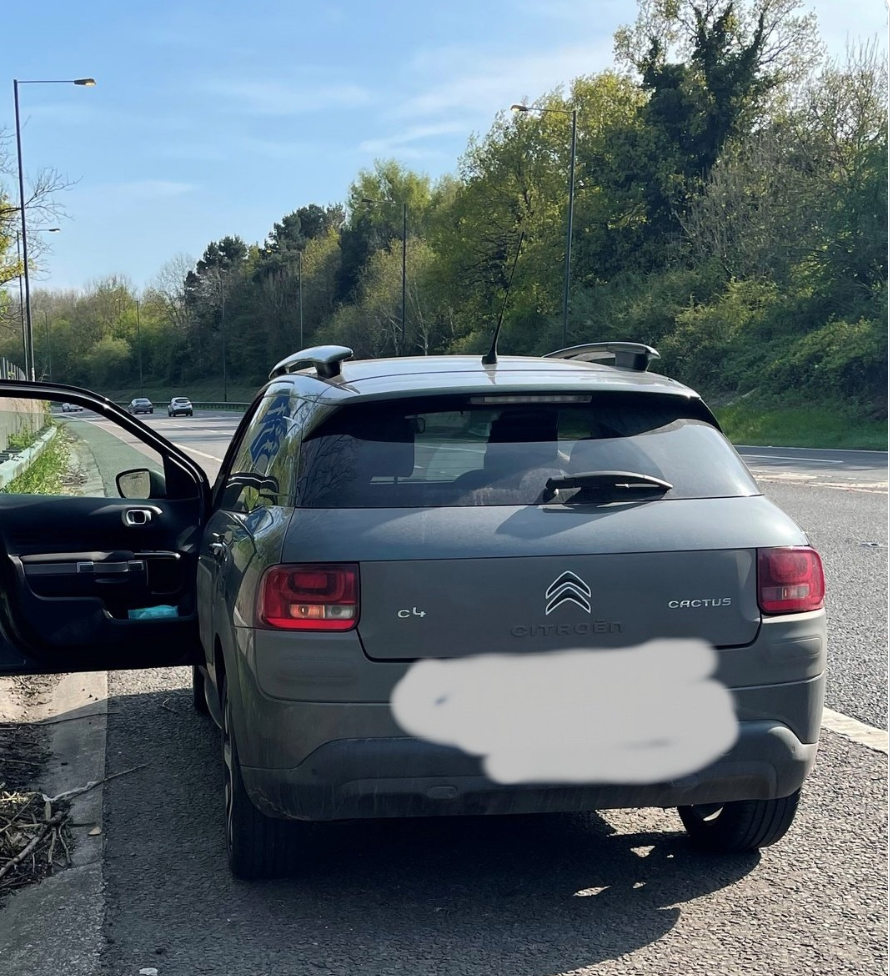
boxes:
[482,231,525,366]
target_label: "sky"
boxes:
[3,0,888,292]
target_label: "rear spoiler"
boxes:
[544,342,660,372]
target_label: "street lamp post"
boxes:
[219,276,228,404]
[361,198,408,350]
[14,233,26,371]
[401,202,407,350]
[13,77,96,379]
[511,103,577,347]
[10,223,60,376]
[135,299,143,392]
[43,309,51,381]
[298,250,304,348]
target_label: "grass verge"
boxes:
[715,402,887,451]
[1,426,71,495]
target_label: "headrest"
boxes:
[488,410,559,444]
[568,434,651,474]
[484,410,559,473]
[354,418,416,479]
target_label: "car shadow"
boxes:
[82,685,760,974]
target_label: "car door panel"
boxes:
[0,381,209,675]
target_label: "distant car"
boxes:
[127,398,153,415]
[168,397,193,417]
[61,403,83,413]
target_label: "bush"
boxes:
[658,279,779,395]
[765,317,888,417]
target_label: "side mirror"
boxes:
[117,468,167,499]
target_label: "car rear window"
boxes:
[295,393,760,509]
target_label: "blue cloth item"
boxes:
[127,605,179,619]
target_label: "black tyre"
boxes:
[192,666,209,714]
[678,790,801,853]
[221,678,299,879]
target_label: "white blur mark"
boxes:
[390,640,738,786]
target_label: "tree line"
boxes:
[1,0,886,416]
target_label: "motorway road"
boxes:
[10,411,888,976]
[736,445,888,489]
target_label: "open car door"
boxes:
[0,381,209,675]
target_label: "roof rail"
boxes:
[544,341,660,372]
[269,345,354,381]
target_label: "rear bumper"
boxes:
[232,614,827,822]
[241,718,819,822]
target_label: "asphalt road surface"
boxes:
[737,445,888,489]
[16,411,890,975]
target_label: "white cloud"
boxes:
[240,138,321,160]
[805,0,888,55]
[104,180,196,199]
[358,121,470,154]
[200,79,373,116]
[394,40,614,119]
[20,102,107,126]
[152,142,228,162]
[514,0,629,25]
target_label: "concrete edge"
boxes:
[42,672,110,864]
[0,425,57,489]
[0,670,109,972]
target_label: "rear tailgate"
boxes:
[286,392,807,661]
[356,548,758,660]
[283,496,809,660]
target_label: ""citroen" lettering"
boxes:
[511,621,622,637]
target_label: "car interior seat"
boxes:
[451,409,563,494]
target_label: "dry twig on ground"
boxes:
[0,765,147,892]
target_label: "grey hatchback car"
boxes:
[0,342,826,880]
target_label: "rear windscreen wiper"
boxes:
[544,470,673,502]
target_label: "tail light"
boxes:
[258,564,359,631]
[757,547,824,614]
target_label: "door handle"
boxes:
[77,560,146,575]
[123,508,156,527]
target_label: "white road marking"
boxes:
[173,444,223,463]
[736,445,889,456]
[822,708,889,755]
[742,454,843,464]
[77,415,225,464]
[754,473,888,493]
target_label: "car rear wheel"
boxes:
[678,790,801,853]
[221,677,299,879]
